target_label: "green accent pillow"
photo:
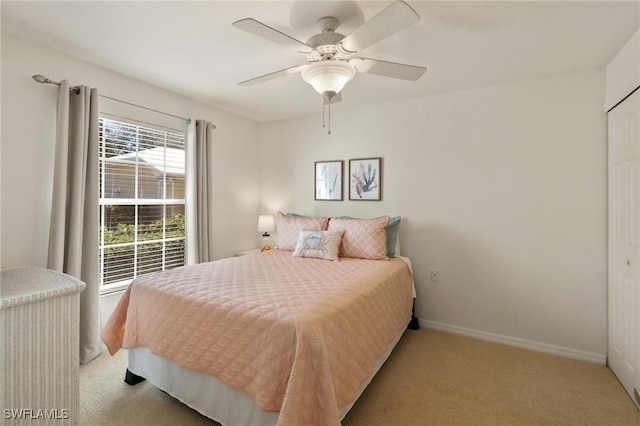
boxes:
[386,216,401,257]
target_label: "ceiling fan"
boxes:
[233,0,427,111]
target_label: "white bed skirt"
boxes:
[128,323,408,426]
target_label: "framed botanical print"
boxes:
[349,157,382,201]
[314,160,343,200]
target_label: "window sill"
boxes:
[100,280,132,296]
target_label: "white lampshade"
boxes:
[257,215,275,235]
[301,61,356,97]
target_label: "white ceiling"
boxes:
[2,1,639,123]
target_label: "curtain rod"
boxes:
[32,74,81,94]
[31,74,218,129]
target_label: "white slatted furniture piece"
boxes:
[1,266,85,425]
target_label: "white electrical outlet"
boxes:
[430,269,439,282]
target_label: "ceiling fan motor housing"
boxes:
[305,16,355,61]
[306,35,351,61]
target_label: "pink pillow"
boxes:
[275,212,329,250]
[328,216,390,260]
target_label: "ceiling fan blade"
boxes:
[352,58,426,81]
[340,0,420,53]
[233,18,310,51]
[238,64,307,86]
[324,92,342,105]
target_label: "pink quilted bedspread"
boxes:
[102,249,413,426]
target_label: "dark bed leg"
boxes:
[407,299,420,330]
[124,369,146,385]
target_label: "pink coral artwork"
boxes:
[349,157,382,201]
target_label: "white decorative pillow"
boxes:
[275,211,329,251]
[292,230,344,261]
[327,216,390,260]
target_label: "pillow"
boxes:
[275,211,329,251]
[328,216,390,260]
[292,229,344,261]
[340,215,401,257]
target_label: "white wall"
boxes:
[1,33,261,269]
[259,70,608,360]
[605,28,640,110]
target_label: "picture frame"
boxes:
[314,160,343,201]
[349,157,382,201]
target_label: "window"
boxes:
[99,117,185,292]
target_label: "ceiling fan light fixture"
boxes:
[301,61,355,97]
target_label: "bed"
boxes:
[102,214,416,426]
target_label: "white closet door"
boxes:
[608,88,640,409]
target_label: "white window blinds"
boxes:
[99,117,186,290]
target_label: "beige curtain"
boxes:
[185,119,214,264]
[47,80,102,364]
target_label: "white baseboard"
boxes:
[420,319,606,365]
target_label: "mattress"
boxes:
[102,249,414,426]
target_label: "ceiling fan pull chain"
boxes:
[323,96,326,130]
[328,98,331,135]
[322,95,331,134]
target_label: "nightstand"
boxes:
[235,248,262,256]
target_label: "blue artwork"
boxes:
[315,161,343,200]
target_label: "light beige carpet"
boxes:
[80,329,639,426]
